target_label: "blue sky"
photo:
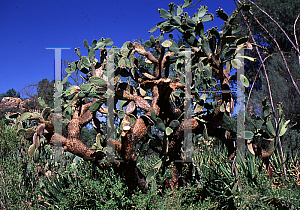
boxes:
[0,0,236,97]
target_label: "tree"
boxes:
[0,88,21,120]
[233,0,300,121]
[20,82,38,99]
[14,0,290,194]
[37,79,55,109]
[232,0,300,176]
[0,88,20,101]
[236,0,300,53]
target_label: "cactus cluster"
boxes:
[246,98,289,156]
[8,0,290,194]
[244,98,290,178]
[11,98,55,162]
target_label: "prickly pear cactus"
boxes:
[244,98,290,178]
[15,0,286,193]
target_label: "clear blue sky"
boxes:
[0,0,236,98]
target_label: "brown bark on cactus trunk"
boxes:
[37,35,239,194]
[44,98,107,168]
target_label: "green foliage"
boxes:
[37,79,55,109]
[80,126,98,148]
[0,118,299,209]
[242,0,300,53]
[0,88,20,101]
[235,0,300,134]
[0,120,18,156]
[246,54,300,148]
[0,120,41,209]
[236,151,300,209]
[280,129,300,157]
[192,140,300,209]
[39,162,133,209]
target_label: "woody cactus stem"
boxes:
[48,100,106,167]
[23,2,282,193]
[120,119,148,192]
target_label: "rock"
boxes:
[0,97,40,113]
[0,97,24,112]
